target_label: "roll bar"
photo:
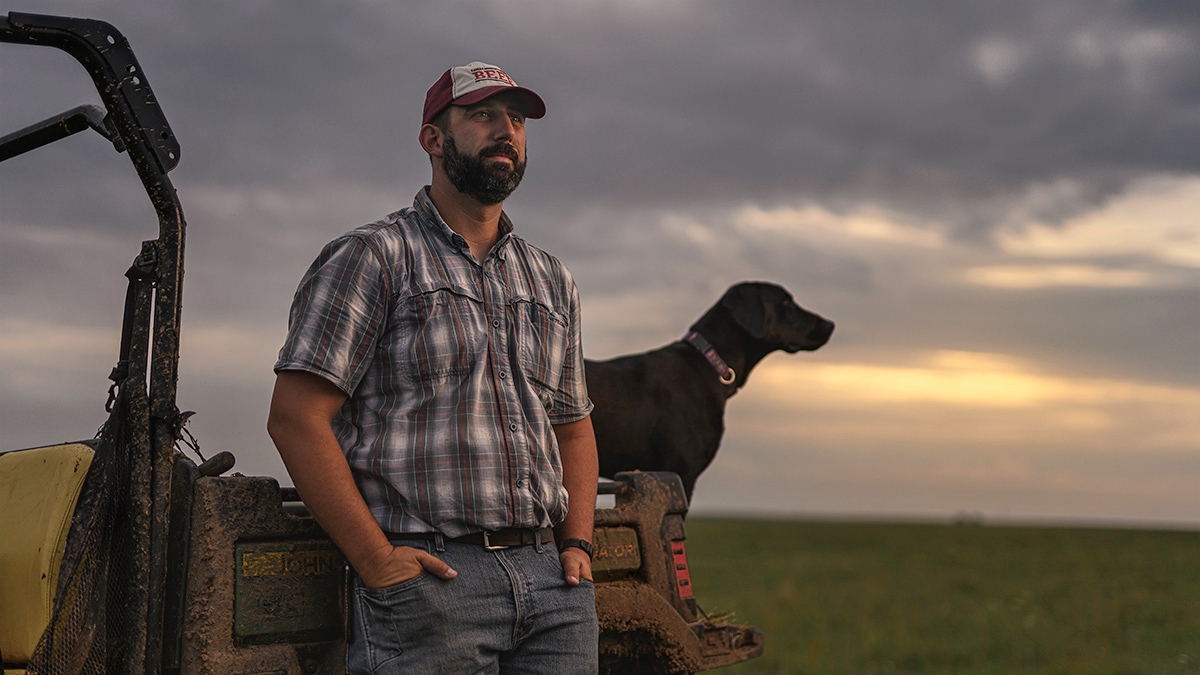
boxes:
[1,13,188,672]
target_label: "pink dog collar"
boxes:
[683,331,736,387]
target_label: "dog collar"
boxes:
[684,331,737,386]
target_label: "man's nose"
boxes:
[491,116,516,140]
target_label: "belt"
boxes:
[388,527,554,550]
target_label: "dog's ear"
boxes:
[722,283,768,339]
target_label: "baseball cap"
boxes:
[422,61,546,126]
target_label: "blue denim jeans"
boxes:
[347,534,598,674]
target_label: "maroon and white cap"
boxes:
[422,61,546,125]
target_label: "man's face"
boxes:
[440,94,528,205]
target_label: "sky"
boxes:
[2,1,1197,528]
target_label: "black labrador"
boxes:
[585,282,834,502]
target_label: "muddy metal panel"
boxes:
[182,475,345,675]
[594,472,763,674]
[592,526,640,581]
[234,540,342,644]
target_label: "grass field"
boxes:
[684,517,1200,674]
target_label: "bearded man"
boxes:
[268,61,599,674]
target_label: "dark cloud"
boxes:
[514,1,1200,233]
[13,1,1200,233]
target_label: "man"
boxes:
[267,61,598,674]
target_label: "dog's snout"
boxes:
[813,318,834,346]
[788,314,833,352]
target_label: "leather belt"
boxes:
[389,527,554,550]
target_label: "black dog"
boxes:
[585,282,834,502]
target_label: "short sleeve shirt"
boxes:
[275,188,592,537]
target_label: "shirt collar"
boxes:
[414,187,514,259]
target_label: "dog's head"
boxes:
[719,281,834,353]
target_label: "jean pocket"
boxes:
[359,570,429,595]
[354,572,431,672]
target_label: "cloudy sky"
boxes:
[3,1,1197,528]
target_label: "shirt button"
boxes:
[509,423,518,431]
[498,371,506,380]
[492,319,501,328]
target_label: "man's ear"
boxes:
[419,123,444,159]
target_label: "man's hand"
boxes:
[358,542,458,589]
[559,546,593,586]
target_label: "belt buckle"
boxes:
[482,531,511,550]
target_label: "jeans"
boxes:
[347,534,598,675]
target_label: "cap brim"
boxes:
[451,85,546,119]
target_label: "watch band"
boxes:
[559,538,594,559]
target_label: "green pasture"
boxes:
[684,517,1200,674]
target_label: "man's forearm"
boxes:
[273,423,393,570]
[267,372,392,577]
[553,416,598,542]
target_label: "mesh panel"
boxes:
[25,386,143,675]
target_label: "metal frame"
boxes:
[1,12,188,674]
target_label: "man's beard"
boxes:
[442,134,526,205]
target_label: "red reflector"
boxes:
[671,540,693,599]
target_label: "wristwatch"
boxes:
[559,538,594,559]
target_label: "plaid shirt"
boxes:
[275,188,592,538]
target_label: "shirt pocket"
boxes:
[511,298,570,409]
[393,285,486,383]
